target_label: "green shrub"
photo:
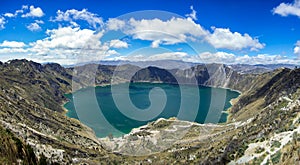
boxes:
[271,140,281,148]
[271,151,281,164]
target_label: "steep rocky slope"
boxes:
[0,60,114,164]
[229,68,300,121]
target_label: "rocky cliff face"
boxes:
[129,63,260,91]
[0,59,72,112]
[0,60,115,164]
[0,59,299,164]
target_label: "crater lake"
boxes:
[64,82,240,138]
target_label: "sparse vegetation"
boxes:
[252,154,266,164]
[271,140,281,149]
[0,125,37,164]
[271,151,282,164]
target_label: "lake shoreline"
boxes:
[63,81,241,138]
[69,81,242,94]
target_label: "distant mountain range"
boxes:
[64,59,299,74]
[228,63,298,74]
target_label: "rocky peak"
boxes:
[131,66,177,83]
[44,63,65,73]
[6,59,43,72]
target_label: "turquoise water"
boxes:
[64,83,240,138]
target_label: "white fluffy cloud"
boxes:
[124,17,209,47]
[21,5,44,18]
[0,41,28,60]
[106,18,125,31]
[107,51,299,65]
[0,48,28,54]
[294,41,300,57]
[0,41,26,48]
[30,27,101,52]
[52,9,103,29]
[196,52,298,64]
[108,52,188,62]
[27,27,118,65]
[101,6,264,51]
[147,52,188,61]
[4,5,27,18]
[236,54,296,64]
[151,40,161,48]
[4,13,14,18]
[206,27,265,51]
[197,52,236,63]
[105,16,264,51]
[26,20,44,31]
[35,20,44,24]
[185,5,197,20]
[273,0,300,17]
[0,25,121,65]
[27,23,41,31]
[0,17,5,29]
[2,5,44,31]
[108,39,128,48]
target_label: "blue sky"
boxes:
[0,0,300,65]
